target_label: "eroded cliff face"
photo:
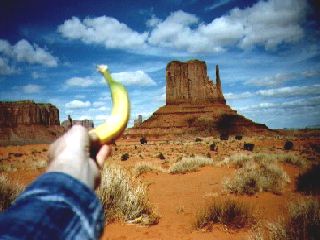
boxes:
[0,100,60,127]
[166,60,225,105]
[0,101,63,145]
[125,60,269,140]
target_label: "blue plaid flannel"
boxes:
[0,172,104,239]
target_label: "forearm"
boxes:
[0,172,104,240]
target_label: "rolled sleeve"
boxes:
[0,172,104,240]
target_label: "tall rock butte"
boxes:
[124,60,269,140]
[0,100,64,145]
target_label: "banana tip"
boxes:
[97,64,108,73]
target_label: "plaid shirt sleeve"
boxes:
[0,172,104,240]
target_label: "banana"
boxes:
[89,65,130,146]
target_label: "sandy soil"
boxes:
[0,134,319,240]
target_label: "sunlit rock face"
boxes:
[125,60,269,140]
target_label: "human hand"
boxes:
[47,125,111,190]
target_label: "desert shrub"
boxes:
[224,162,290,195]
[283,141,294,150]
[244,143,255,151]
[209,143,217,151]
[157,152,165,160]
[220,133,229,140]
[235,135,243,140]
[121,153,129,161]
[169,156,213,174]
[97,164,159,225]
[296,164,320,195]
[277,153,306,167]
[140,137,147,144]
[310,144,320,153]
[268,199,320,240]
[219,153,251,168]
[133,162,165,177]
[195,199,254,230]
[195,138,202,142]
[0,175,23,211]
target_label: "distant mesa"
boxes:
[61,115,94,130]
[125,60,269,140]
[0,100,64,145]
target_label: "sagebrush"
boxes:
[0,175,23,211]
[97,164,158,225]
[195,199,254,230]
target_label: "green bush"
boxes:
[157,152,165,160]
[209,143,217,151]
[121,153,129,161]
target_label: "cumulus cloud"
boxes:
[0,39,58,67]
[0,57,16,75]
[257,85,320,97]
[148,0,306,52]
[111,70,157,86]
[247,72,298,87]
[58,16,148,49]
[65,76,96,87]
[21,84,42,94]
[65,100,91,109]
[225,91,254,100]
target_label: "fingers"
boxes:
[96,145,112,169]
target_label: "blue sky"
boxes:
[0,0,319,129]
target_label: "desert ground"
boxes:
[1,131,320,240]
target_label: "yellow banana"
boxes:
[89,65,130,145]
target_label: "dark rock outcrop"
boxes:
[61,117,94,130]
[124,60,269,140]
[0,100,63,145]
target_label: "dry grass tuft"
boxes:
[133,162,165,177]
[96,164,159,225]
[296,163,320,195]
[0,175,23,211]
[195,199,254,230]
[224,161,290,195]
[268,199,320,240]
[169,156,213,174]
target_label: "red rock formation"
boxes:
[124,60,269,140]
[0,100,63,145]
[166,60,225,104]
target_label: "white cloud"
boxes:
[112,70,157,86]
[22,84,42,94]
[225,91,254,100]
[93,101,105,107]
[0,57,16,75]
[257,85,320,97]
[65,76,96,87]
[58,16,148,49]
[65,100,91,109]
[148,0,306,52]
[0,38,58,67]
[247,72,297,87]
